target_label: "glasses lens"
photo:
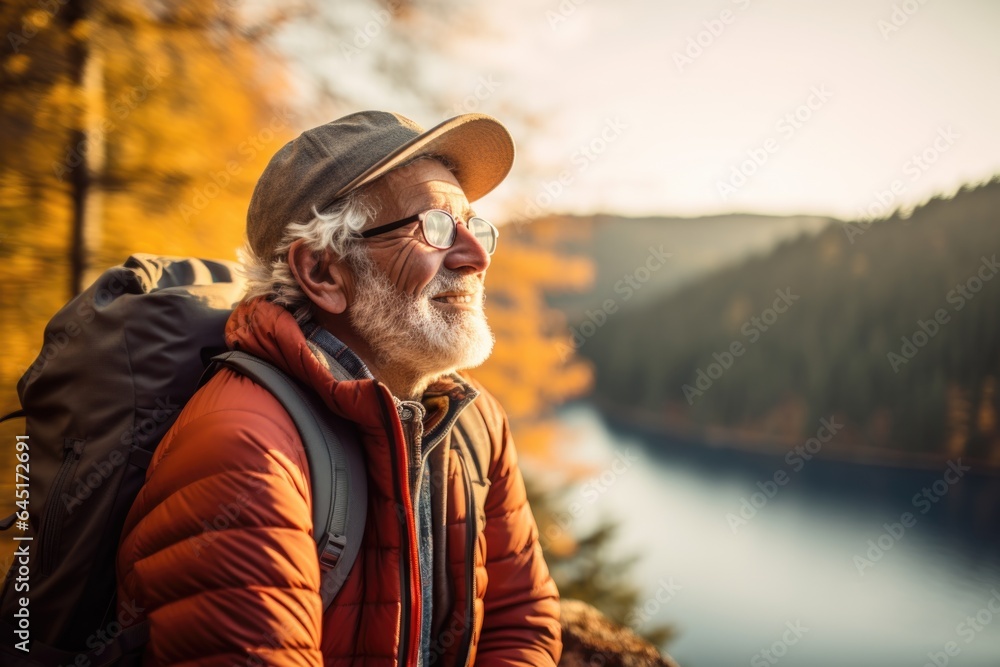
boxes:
[422,210,456,248]
[468,217,497,255]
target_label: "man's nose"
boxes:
[443,221,491,274]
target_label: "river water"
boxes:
[549,403,1000,667]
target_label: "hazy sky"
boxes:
[282,0,1000,222]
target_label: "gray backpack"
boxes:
[0,254,367,666]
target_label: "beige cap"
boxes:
[246,111,515,260]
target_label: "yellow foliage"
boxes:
[0,0,296,574]
[5,54,30,75]
[475,222,595,462]
[0,2,597,557]
[25,9,51,31]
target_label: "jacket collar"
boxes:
[226,297,477,430]
[301,316,374,381]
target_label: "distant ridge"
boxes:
[574,178,1000,466]
[510,213,836,319]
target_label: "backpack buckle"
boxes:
[319,532,348,570]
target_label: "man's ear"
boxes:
[287,239,350,315]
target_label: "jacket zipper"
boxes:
[455,451,478,667]
[40,438,84,576]
[396,388,480,666]
[376,389,420,666]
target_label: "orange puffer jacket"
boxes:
[116,297,561,666]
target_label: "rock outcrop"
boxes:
[558,599,680,667]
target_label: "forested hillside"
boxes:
[532,212,832,319]
[582,179,1000,465]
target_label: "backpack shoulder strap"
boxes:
[452,402,494,543]
[207,351,367,610]
[454,402,492,485]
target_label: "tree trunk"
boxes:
[63,0,92,297]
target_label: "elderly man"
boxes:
[116,112,562,665]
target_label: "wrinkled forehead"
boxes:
[363,157,473,223]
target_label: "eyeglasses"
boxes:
[359,209,499,255]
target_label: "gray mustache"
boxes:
[424,273,483,299]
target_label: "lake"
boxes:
[548,403,1000,667]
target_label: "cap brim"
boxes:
[330,113,515,204]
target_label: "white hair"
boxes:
[237,188,374,323]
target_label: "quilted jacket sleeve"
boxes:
[116,374,323,666]
[474,391,562,667]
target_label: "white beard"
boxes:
[347,249,495,378]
